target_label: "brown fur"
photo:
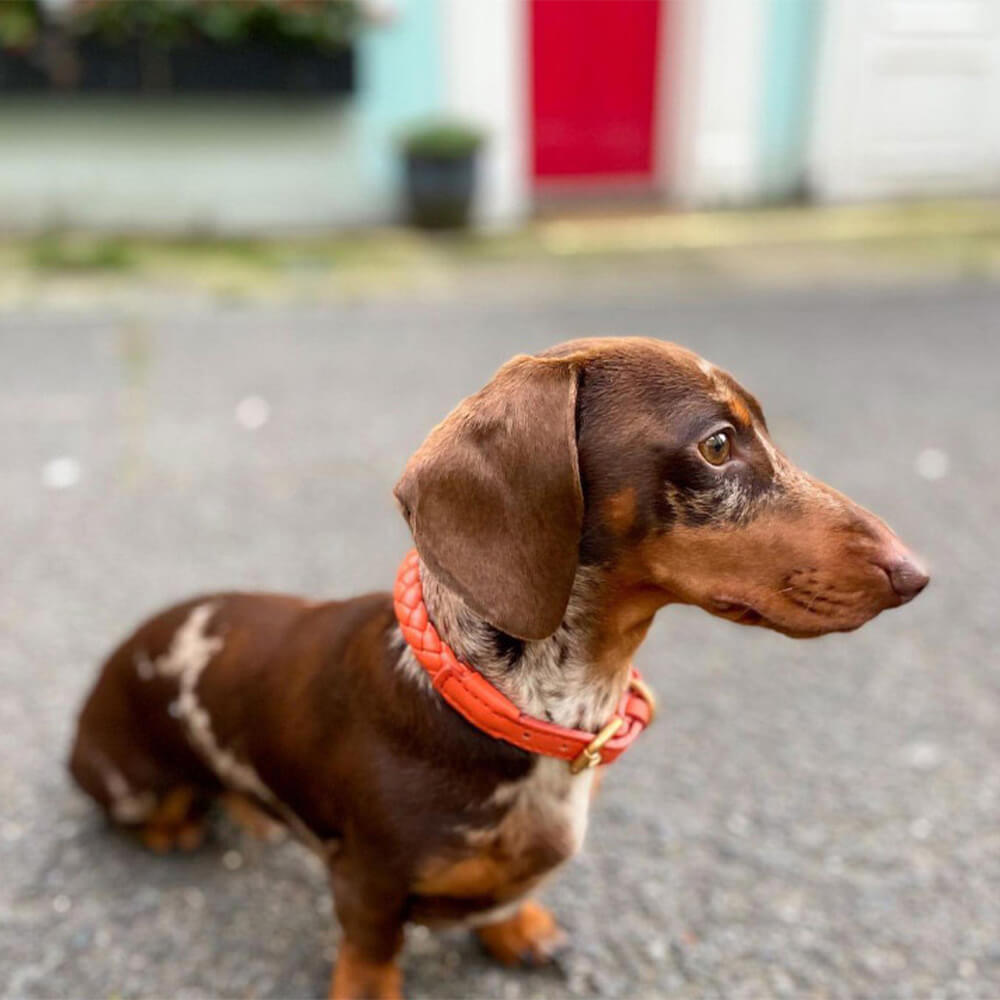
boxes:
[69,337,927,999]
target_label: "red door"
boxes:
[530,0,662,186]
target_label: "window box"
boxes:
[168,41,354,95]
[0,38,355,96]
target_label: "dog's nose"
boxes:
[886,555,930,603]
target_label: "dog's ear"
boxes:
[394,354,583,640]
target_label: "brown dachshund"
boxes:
[69,338,928,999]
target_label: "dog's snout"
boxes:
[886,555,930,603]
[847,508,930,605]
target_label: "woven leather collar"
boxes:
[393,549,655,772]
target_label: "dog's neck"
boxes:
[399,559,658,732]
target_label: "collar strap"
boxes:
[393,550,656,772]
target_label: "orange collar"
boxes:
[393,550,656,773]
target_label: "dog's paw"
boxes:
[475,900,568,968]
[330,944,402,1000]
[137,786,207,854]
[141,819,205,854]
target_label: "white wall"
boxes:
[810,0,1000,201]
[0,98,375,233]
[670,0,769,206]
[441,0,528,226]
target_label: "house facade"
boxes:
[1,0,997,232]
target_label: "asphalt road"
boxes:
[2,274,998,999]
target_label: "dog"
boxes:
[69,338,928,999]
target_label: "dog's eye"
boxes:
[699,431,731,466]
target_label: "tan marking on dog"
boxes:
[331,942,402,1000]
[475,900,567,966]
[415,759,594,902]
[728,394,752,426]
[631,496,896,635]
[604,486,638,537]
[138,786,206,853]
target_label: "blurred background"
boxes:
[1,1,999,998]
[0,0,999,230]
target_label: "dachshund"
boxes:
[70,338,928,998]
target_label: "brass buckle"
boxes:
[628,675,658,723]
[570,717,625,774]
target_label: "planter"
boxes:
[0,38,355,95]
[169,41,354,94]
[404,152,478,230]
[73,38,144,92]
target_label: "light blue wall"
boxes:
[356,0,444,208]
[758,0,823,201]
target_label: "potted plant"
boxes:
[400,119,485,230]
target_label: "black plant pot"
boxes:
[404,152,477,230]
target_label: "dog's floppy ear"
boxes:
[394,354,584,640]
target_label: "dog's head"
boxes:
[395,338,928,641]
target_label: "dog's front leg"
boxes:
[330,940,402,1000]
[475,899,568,967]
[328,860,406,1000]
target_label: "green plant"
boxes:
[66,0,186,46]
[31,232,135,272]
[65,0,360,51]
[0,0,41,51]
[400,119,486,160]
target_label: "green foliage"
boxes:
[31,233,135,272]
[65,0,360,51]
[0,0,41,51]
[400,119,486,160]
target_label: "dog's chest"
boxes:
[415,759,594,902]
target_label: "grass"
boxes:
[3,199,999,304]
[30,232,136,272]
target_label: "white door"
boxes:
[810,0,1000,200]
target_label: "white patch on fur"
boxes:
[482,759,593,873]
[463,899,523,928]
[97,759,156,823]
[151,603,273,804]
[134,649,156,680]
[516,757,593,857]
[488,759,594,853]
[389,627,434,695]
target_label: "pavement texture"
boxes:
[1,269,999,999]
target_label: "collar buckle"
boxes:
[569,716,625,774]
